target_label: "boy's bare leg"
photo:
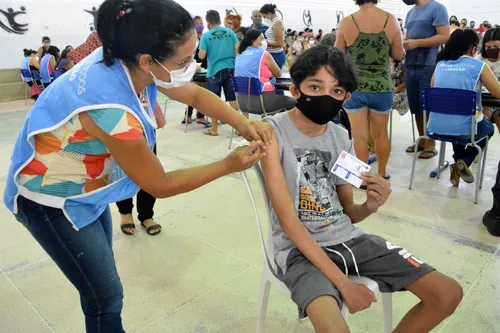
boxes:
[306,295,350,333]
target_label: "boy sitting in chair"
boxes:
[260,45,462,333]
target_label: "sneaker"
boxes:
[456,159,474,184]
[449,163,460,187]
[483,210,500,237]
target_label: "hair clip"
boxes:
[116,2,132,20]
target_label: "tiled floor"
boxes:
[0,96,499,333]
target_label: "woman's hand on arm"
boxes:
[158,84,274,147]
[265,53,281,77]
[481,65,500,98]
[260,133,376,313]
[79,112,265,199]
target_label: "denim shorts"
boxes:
[344,91,394,114]
[206,68,236,102]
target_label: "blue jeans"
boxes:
[14,196,125,333]
[452,118,495,166]
[270,51,286,96]
[206,68,236,102]
[406,65,435,114]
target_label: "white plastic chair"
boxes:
[241,165,393,333]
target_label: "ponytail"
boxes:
[238,30,262,54]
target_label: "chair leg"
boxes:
[480,139,489,189]
[184,106,189,133]
[163,99,168,115]
[409,136,424,189]
[25,85,28,105]
[256,277,272,333]
[382,293,393,333]
[474,145,483,204]
[437,141,446,179]
[389,110,393,147]
[411,114,416,143]
[229,128,235,150]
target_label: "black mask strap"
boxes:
[338,107,352,140]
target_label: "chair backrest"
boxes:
[20,69,32,81]
[241,165,280,279]
[423,88,477,116]
[31,70,42,81]
[232,76,263,97]
[52,69,64,80]
[423,87,478,138]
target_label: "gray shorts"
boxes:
[279,234,435,319]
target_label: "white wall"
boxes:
[0,0,408,70]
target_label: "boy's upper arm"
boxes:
[260,130,297,222]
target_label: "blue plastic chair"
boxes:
[20,69,33,104]
[229,77,285,149]
[408,88,489,204]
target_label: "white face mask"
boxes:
[151,59,196,89]
[259,40,268,50]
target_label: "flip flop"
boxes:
[406,145,425,153]
[196,119,211,126]
[141,220,162,236]
[120,223,136,236]
[203,130,219,136]
[418,150,438,159]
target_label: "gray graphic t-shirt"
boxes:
[264,112,364,274]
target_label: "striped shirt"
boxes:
[265,17,285,54]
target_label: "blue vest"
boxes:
[428,56,485,136]
[4,47,158,230]
[21,57,32,82]
[40,54,52,84]
[235,47,270,90]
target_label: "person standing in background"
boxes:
[184,15,211,126]
[460,18,468,29]
[248,9,269,34]
[225,14,248,42]
[199,10,240,137]
[403,0,449,159]
[37,36,60,59]
[336,0,403,181]
[449,15,460,34]
[470,20,476,29]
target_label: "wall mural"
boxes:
[0,6,28,34]
[336,11,344,28]
[303,10,313,27]
[225,7,238,16]
[84,6,98,31]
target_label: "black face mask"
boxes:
[403,0,417,5]
[296,90,352,139]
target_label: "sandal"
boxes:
[406,145,425,153]
[196,119,211,126]
[141,219,162,236]
[418,150,438,159]
[203,129,219,136]
[121,223,136,236]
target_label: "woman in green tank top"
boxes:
[335,0,404,181]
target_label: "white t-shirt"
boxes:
[476,54,500,81]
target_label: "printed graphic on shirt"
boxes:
[295,148,343,228]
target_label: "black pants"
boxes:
[493,161,500,201]
[116,144,157,222]
[452,119,495,166]
[186,106,205,119]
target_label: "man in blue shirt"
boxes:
[247,9,269,34]
[403,0,449,159]
[199,10,240,136]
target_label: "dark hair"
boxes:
[449,15,458,21]
[193,15,202,21]
[320,33,336,46]
[461,18,467,23]
[97,0,195,66]
[60,47,71,60]
[355,0,379,5]
[304,28,310,32]
[436,29,479,62]
[238,30,262,54]
[260,3,277,15]
[47,46,59,62]
[42,36,50,42]
[206,10,221,24]
[23,48,36,57]
[65,45,73,49]
[481,28,500,58]
[290,45,358,92]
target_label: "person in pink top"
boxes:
[235,29,296,113]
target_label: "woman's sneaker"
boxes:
[456,159,474,183]
[449,163,460,187]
